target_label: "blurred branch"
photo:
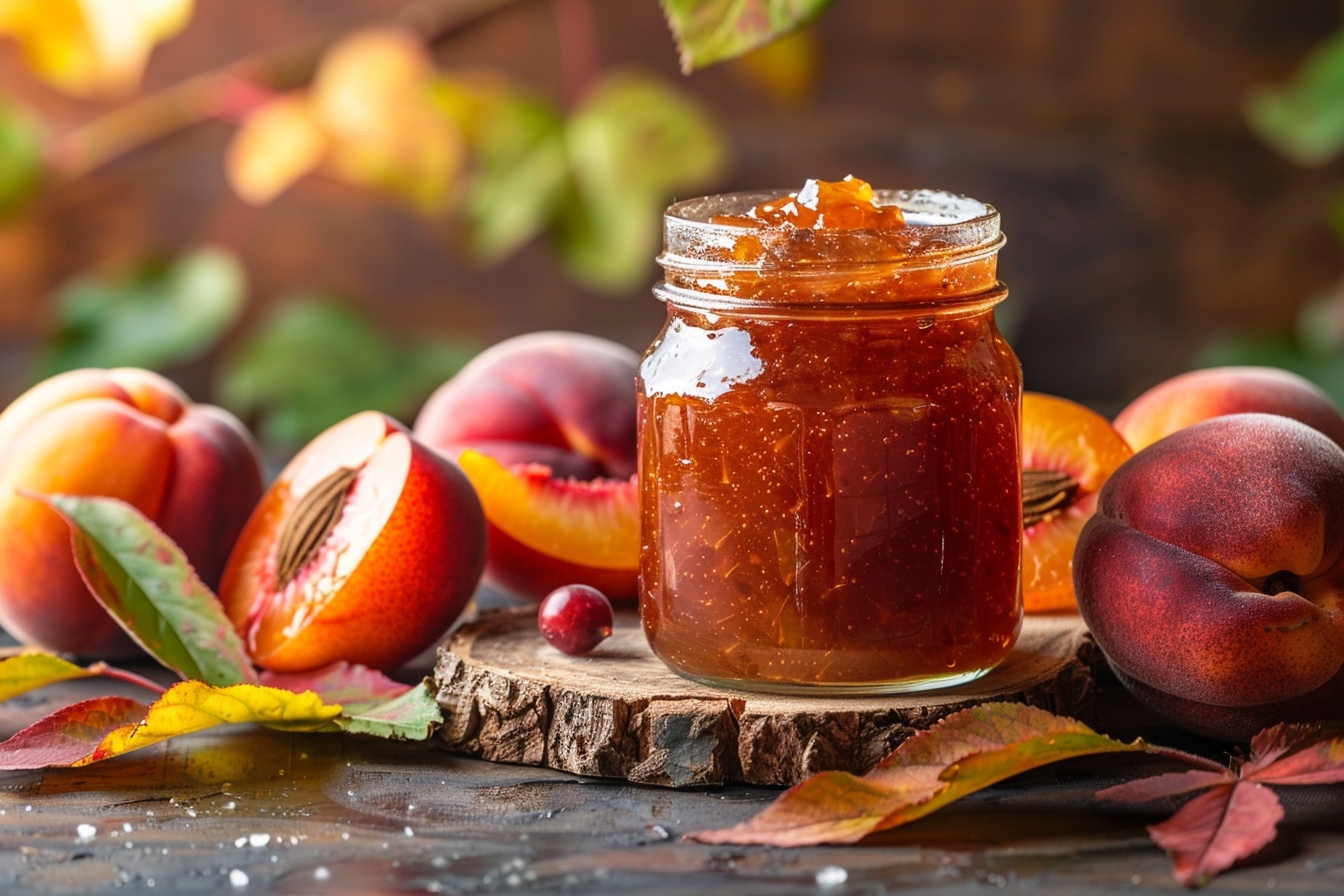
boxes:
[550,0,601,108]
[44,0,520,187]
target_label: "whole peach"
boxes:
[414,332,640,601]
[0,369,263,654]
[1074,413,1344,739]
[1114,366,1344,451]
[414,331,638,479]
[220,411,486,671]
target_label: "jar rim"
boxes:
[665,188,997,230]
[660,188,1002,274]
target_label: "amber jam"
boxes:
[638,179,1022,694]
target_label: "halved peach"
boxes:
[457,449,638,601]
[1021,392,1133,613]
[220,411,486,671]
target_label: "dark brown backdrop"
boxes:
[0,0,1339,415]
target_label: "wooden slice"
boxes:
[433,610,1101,788]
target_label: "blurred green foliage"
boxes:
[217,298,477,446]
[661,0,832,72]
[1247,31,1344,165]
[0,97,43,217]
[557,72,727,291]
[439,70,725,292]
[42,248,246,377]
[439,77,568,265]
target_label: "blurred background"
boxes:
[1,0,1343,454]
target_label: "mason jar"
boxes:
[638,188,1022,694]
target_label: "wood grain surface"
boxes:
[434,610,1102,787]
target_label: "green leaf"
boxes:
[557,72,727,291]
[42,248,246,376]
[218,297,476,445]
[336,682,441,740]
[691,703,1148,846]
[438,77,570,264]
[660,0,832,72]
[0,95,43,216]
[1247,30,1344,165]
[40,494,258,687]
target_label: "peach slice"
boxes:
[220,411,486,671]
[1021,392,1133,613]
[457,449,639,601]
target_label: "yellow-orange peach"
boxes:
[220,411,486,671]
[1074,413,1344,739]
[0,369,263,654]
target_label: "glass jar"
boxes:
[637,188,1022,694]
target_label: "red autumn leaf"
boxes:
[1147,782,1283,888]
[1243,722,1344,785]
[691,702,1148,846]
[259,662,410,705]
[1096,768,1235,804]
[0,696,148,770]
[1101,720,1344,887]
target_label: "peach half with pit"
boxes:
[1074,413,1344,740]
[1020,392,1133,613]
[1114,365,1344,451]
[0,368,263,654]
[414,331,640,600]
[220,411,486,671]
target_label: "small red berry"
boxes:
[538,584,614,656]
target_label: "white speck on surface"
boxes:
[185,808,197,818]
[76,824,97,842]
[24,805,31,812]
[248,834,270,848]
[816,866,848,887]
[234,837,247,848]
[404,827,414,837]
[122,822,132,833]
[313,866,330,881]
[341,832,350,841]
[223,801,236,810]
[347,790,355,797]
[228,868,249,888]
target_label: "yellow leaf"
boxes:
[0,651,95,702]
[226,92,329,205]
[0,0,193,97]
[310,27,463,214]
[81,681,342,765]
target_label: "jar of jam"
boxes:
[638,177,1022,694]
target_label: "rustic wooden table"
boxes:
[3,618,1344,894]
